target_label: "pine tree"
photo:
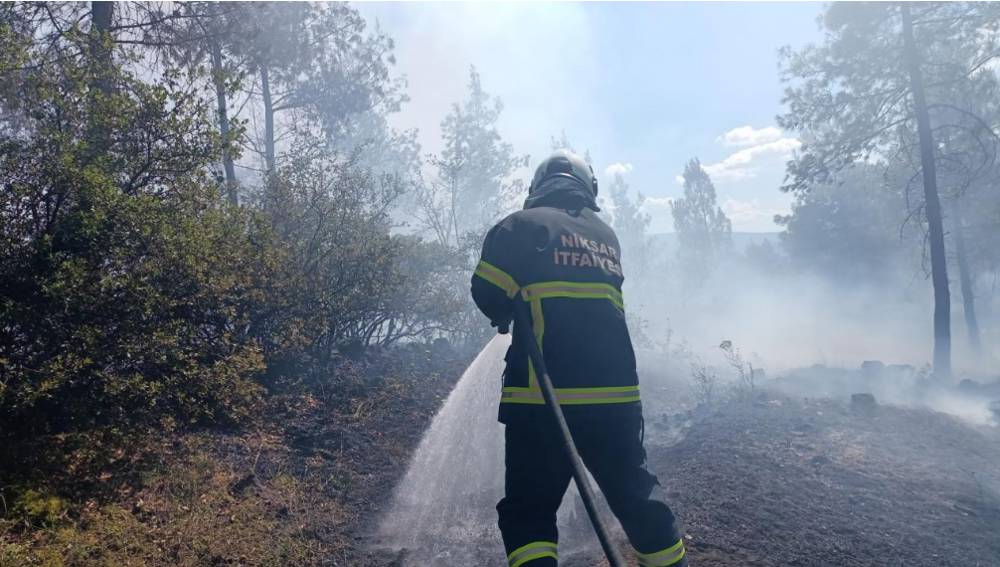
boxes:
[779,2,1000,377]
[418,66,528,249]
[671,158,732,285]
[608,172,651,276]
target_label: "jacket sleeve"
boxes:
[471,220,520,333]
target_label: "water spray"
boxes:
[511,299,627,567]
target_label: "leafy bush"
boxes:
[0,1,475,439]
[0,169,271,433]
[0,6,274,434]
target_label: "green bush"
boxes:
[0,168,271,433]
[0,3,462,439]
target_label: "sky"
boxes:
[357,1,825,233]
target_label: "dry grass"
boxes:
[1,344,472,567]
[0,432,340,567]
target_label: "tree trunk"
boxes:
[900,3,952,379]
[90,2,113,90]
[87,1,114,161]
[261,64,275,174]
[210,39,238,205]
[951,200,982,355]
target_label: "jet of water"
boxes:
[376,334,616,565]
[376,335,509,564]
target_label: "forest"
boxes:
[1,2,999,566]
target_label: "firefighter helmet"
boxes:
[524,149,600,211]
[529,149,598,199]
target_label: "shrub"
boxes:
[690,361,718,407]
[0,169,270,433]
[720,340,757,400]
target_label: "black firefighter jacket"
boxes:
[471,193,641,423]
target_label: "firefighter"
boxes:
[471,149,687,567]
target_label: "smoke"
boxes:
[624,242,1000,426]
[930,393,996,427]
[353,2,1000,427]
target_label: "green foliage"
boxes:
[0,0,470,437]
[0,11,510,567]
[257,138,431,368]
[9,489,68,527]
[780,3,1000,194]
[194,1,404,174]
[0,5,269,433]
[0,169,270,432]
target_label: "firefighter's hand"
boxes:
[492,317,511,335]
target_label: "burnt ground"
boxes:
[5,348,1000,566]
[354,378,1000,566]
[648,396,1000,567]
[435,393,1000,567]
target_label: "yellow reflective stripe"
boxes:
[505,386,639,393]
[509,540,556,559]
[523,280,620,293]
[636,539,686,566]
[521,281,624,310]
[527,298,544,390]
[501,386,640,405]
[474,260,519,298]
[511,552,558,567]
[507,280,627,402]
[540,291,624,311]
[502,397,640,406]
[508,541,558,567]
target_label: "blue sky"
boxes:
[357,2,825,232]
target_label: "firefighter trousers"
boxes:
[497,408,687,567]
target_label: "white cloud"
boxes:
[665,126,799,231]
[702,137,801,183]
[604,162,633,177]
[717,125,784,147]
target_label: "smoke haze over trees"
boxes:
[3,0,1000,439]
[779,2,1000,378]
[2,2,1000,564]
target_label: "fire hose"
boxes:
[509,299,627,567]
